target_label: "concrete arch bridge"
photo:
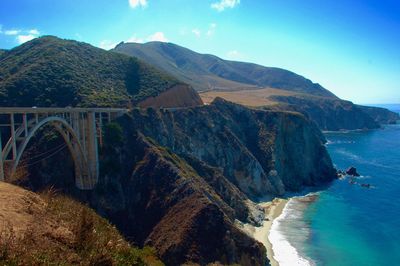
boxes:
[0,108,127,190]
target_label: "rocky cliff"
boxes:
[358,105,400,125]
[268,95,382,131]
[138,84,203,108]
[87,98,336,265]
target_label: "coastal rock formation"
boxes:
[94,133,267,265]
[268,95,381,131]
[346,167,360,177]
[358,105,400,125]
[128,98,336,197]
[89,98,336,265]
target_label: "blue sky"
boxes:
[0,0,399,104]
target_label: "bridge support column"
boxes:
[0,107,126,189]
[84,112,99,189]
[0,130,4,181]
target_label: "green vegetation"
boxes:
[101,122,125,175]
[0,36,180,107]
[0,188,164,265]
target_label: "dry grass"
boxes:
[0,183,164,266]
[199,87,299,106]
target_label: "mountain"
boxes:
[114,41,399,130]
[0,36,202,108]
[0,36,339,265]
[0,49,6,57]
[114,41,337,98]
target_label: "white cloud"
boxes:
[147,32,168,42]
[17,34,36,44]
[211,0,240,11]
[207,23,217,37]
[126,35,144,43]
[5,29,21,35]
[226,50,244,60]
[129,0,147,9]
[1,27,40,44]
[29,29,40,35]
[191,29,201,38]
[125,32,168,44]
[98,40,118,50]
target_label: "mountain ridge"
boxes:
[0,36,202,108]
[114,41,337,98]
[114,41,399,130]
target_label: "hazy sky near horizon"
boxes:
[0,0,399,104]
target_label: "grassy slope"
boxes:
[0,182,163,265]
[114,41,337,98]
[0,36,180,107]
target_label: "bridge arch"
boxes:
[0,108,127,190]
[5,116,90,188]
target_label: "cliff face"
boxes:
[357,105,400,125]
[94,133,267,266]
[138,84,203,108]
[128,98,336,197]
[269,95,381,131]
[88,98,336,265]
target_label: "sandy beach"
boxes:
[242,198,288,266]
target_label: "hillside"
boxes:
[0,36,202,108]
[201,89,399,130]
[19,98,336,265]
[114,41,398,130]
[0,182,163,265]
[87,99,336,265]
[113,41,337,98]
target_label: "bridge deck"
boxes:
[0,107,128,114]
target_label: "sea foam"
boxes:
[268,198,315,266]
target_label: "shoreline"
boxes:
[241,198,288,266]
[262,198,288,266]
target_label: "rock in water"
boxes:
[346,167,360,177]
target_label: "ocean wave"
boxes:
[326,140,356,145]
[268,198,316,266]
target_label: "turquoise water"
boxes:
[277,105,400,266]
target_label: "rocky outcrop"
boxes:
[357,105,400,125]
[268,95,380,131]
[89,98,336,265]
[138,84,203,108]
[128,98,336,197]
[93,133,267,265]
[346,167,360,177]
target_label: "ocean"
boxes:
[269,104,400,266]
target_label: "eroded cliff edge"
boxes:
[89,98,336,265]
